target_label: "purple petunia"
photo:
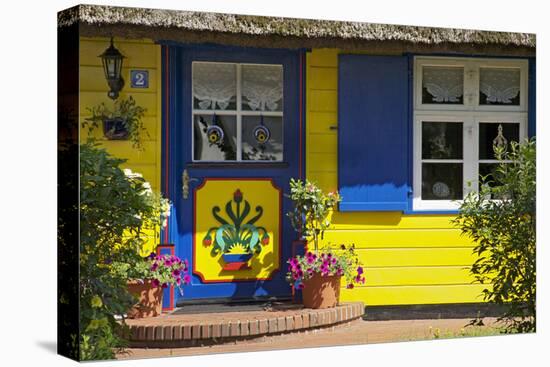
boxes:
[152,279,160,287]
[183,274,191,284]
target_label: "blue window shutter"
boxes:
[338,55,410,211]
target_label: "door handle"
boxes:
[182,169,199,199]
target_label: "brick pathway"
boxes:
[117,317,501,360]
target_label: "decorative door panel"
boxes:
[194,179,281,282]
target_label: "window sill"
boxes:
[403,209,459,215]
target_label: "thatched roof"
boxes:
[59,4,536,56]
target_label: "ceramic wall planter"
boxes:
[301,274,341,309]
[103,117,129,140]
[126,280,163,318]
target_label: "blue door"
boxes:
[162,44,304,304]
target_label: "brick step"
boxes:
[125,302,364,348]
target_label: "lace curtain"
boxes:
[242,65,283,111]
[479,68,520,104]
[193,63,236,110]
[422,67,464,103]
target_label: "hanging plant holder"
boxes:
[102,117,129,140]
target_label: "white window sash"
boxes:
[191,61,285,162]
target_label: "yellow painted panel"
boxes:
[363,266,473,287]
[307,152,337,172]
[308,133,337,153]
[194,180,281,281]
[320,229,474,248]
[308,67,338,90]
[340,284,486,306]
[329,213,457,230]
[307,48,339,67]
[341,284,488,306]
[79,65,158,93]
[80,91,158,117]
[307,171,338,192]
[357,248,476,267]
[80,39,158,68]
[307,111,338,134]
[308,90,337,112]
[89,140,158,165]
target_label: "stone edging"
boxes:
[127,302,364,347]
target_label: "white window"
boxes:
[192,62,284,162]
[413,57,528,211]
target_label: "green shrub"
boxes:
[453,138,536,333]
[78,142,165,360]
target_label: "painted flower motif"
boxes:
[203,236,212,247]
[261,234,270,245]
[233,189,243,203]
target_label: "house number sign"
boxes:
[130,70,149,88]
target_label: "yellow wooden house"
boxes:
[58,4,536,315]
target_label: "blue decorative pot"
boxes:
[222,253,253,263]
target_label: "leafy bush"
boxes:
[286,179,341,253]
[79,142,167,360]
[453,138,536,333]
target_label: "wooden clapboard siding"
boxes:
[79,37,161,191]
[79,37,162,254]
[306,48,482,305]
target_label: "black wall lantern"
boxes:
[99,37,125,99]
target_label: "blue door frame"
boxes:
[160,43,305,304]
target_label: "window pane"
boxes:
[193,63,237,110]
[422,163,463,200]
[241,64,283,112]
[422,66,464,104]
[479,68,520,105]
[479,122,520,159]
[193,114,237,161]
[422,121,463,159]
[242,116,283,161]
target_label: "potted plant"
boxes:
[125,253,191,318]
[285,179,364,308]
[83,96,148,149]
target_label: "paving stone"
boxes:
[230,321,241,337]
[277,317,286,332]
[201,324,211,339]
[286,316,294,331]
[183,325,192,340]
[309,312,318,327]
[174,325,183,340]
[302,313,310,328]
[258,319,268,334]
[211,323,221,338]
[294,314,303,329]
[249,320,259,335]
[163,325,173,341]
[240,320,250,336]
[146,326,155,340]
[221,322,230,338]
[268,318,278,333]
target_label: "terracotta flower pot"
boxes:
[301,274,341,309]
[126,280,163,318]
